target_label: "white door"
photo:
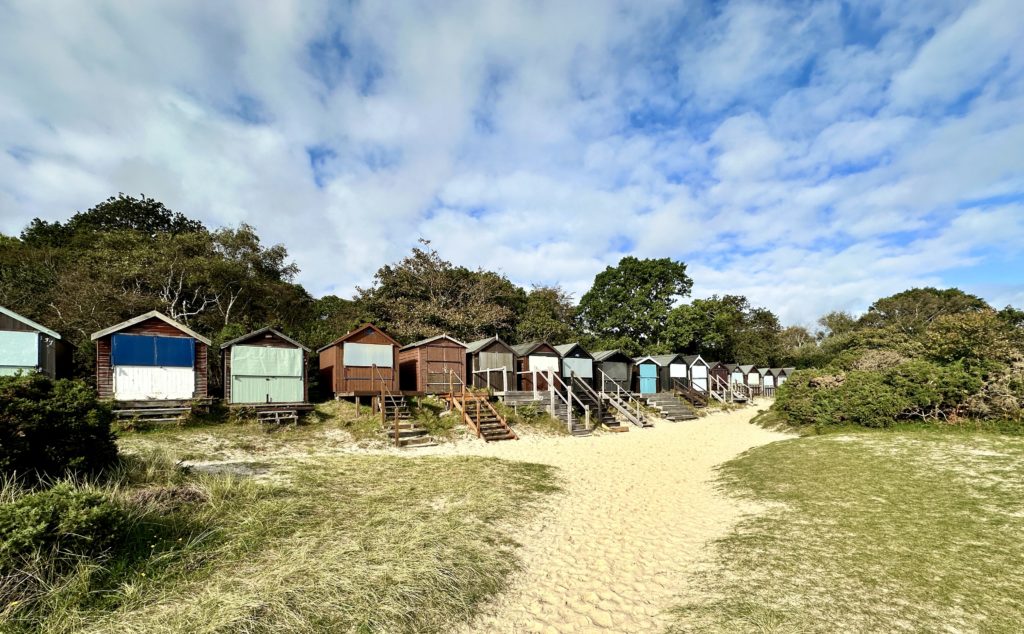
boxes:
[114,366,195,400]
[690,365,708,392]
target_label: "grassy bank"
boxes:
[2,451,557,633]
[670,432,1024,633]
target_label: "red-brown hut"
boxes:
[398,334,467,394]
[317,323,400,396]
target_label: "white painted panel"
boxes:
[669,363,687,378]
[731,371,744,384]
[778,376,787,385]
[764,375,775,387]
[114,366,194,400]
[529,355,559,373]
[748,372,760,385]
[691,366,707,378]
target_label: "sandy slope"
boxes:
[422,406,791,633]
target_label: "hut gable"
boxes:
[221,328,309,405]
[316,323,400,395]
[592,349,633,391]
[398,334,467,393]
[512,341,560,391]
[90,310,208,401]
[553,342,595,382]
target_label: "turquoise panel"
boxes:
[0,330,38,368]
[268,377,303,402]
[639,362,657,394]
[343,342,393,367]
[232,376,269,404]
[231,345,302,377]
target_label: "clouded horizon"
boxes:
[1,1,1022,326]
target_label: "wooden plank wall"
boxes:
[95,317,207,399]
[336,327,399,395]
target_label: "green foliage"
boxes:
[859,287,989,335]
[0,375,117,478]
[666,294,783,364]
[921,309,1016,366]
[357,240,526,343]
[0,484,128,569]
[577,256,692,351]
[515,285,576,343]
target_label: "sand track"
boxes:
[423,406,791,633]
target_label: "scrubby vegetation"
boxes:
[1,448,556,633]
[772,289,1024,431]
[0,374,118,478]
[670,433,1024,632]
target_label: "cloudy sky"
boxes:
[1,1,1022,325]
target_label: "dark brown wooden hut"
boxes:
[512,341,561,391]
[90,310,210,403]
[398,334,467,394]
[592,350,633,392]
[317,323,400,396]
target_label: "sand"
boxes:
[420,405,792,633]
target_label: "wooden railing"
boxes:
[672,378,708,407]
[446,369,516,439]
[471,365,509,394]
[372,364,400,446]
[514,369,590,433]
[597,368,646,427]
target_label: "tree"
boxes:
[577,257,692,351]
[666,295,747,360]
[816,310,857,339]
[515,286,577,343]
[859,288,990,335]
[733,307,783,366]
[357,241,526,343]
[20,193,206,247]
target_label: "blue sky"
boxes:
[1,0,1022,325]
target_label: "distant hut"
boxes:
[512,341,561,391]
[553,342,595,387]
[0,306,71,379]
[317,323,400,397]
[680,354,711,392]
[761,368,777,392]
[777,367,796,385]
[465,336,516,393]
[221,327,310,407]
[592,350,633,392]
[634,354,686,394]
[398,334,467,394]
[725,363,745,387]
[706,361,729,389]
[90,310,210,402]
[739,364,761,389]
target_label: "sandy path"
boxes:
[421,406,791,633]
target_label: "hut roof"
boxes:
[0,305,61,339]
[553,342,594,359]
[465,336,514,355]
[316,323,400,353]
[724,363,740,371]
[399,334,467,351]
[512,341,553,356]
[647,353,684,366]
[680,354,708,366]
[738,364,757,373]
[592,349,632,363]
[220,327,309,351]
[90,310,210,345]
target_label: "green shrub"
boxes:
[0,374,118,478]
[0,483,128,569]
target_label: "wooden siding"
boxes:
[468,340,516,391]
[95,317,207,400]
[398,338,466,393]
[517,345,560,391]
[319,325,400,395]
[0,313,36,332]
[223,330,308,404]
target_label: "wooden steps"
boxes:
[379,395,436,448]
[114,407,190,424]
[642,395,699,422]
[446,391,517,442]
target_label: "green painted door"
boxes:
[233,376,270,404]
[268,377,303,403]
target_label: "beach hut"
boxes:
[512,341,561,391]
[465,336,516,392]
[680,354,710,392]
[706,361,729,389]
[90,310,210,402]
[633,354,686,394]
[739,364,761,389]
[317,323,400,397]
[221,327,310,407]
[553,342,595,387]
[777,367,795,385]
[592,350,633,392]
[0,306,71,379]
[725,363,745,387]
[761,368,777,392]
[398,334,467,394]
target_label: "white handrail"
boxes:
[596,368,645,425]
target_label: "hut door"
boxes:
[233,376,270,404]
[268,377,303,402]
[690,365,708,392]
[639,364,658,394]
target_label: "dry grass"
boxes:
[669,431,1024,633]
[2,448,557,633]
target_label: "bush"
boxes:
[0,483,128,569]
[0,374,118,478]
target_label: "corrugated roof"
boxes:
[553,342,593,359]
[739,364,756,373]
[0,306,61,339]
[315,323,400,353]
[724,363,740,371]
[220,327,309,351]
[399,334,467,351]
[592,349,630,362]
[647,353,683,366]
[465,336,514,355]
[90,310,211,345]
[512,341,551,356]
[680,354,708,366]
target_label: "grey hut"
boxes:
[0,306,71,378]
[592,350,633,392]
[465,336,516,393]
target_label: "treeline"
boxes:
[773,288,1024,428]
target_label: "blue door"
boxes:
[639,363,658,394]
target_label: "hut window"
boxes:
[669,363,686,378]
[343,342,393,367]
[231,346,302,377]
[529,355,559,374]
[562,357,593,378]
[111,334,194,367]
